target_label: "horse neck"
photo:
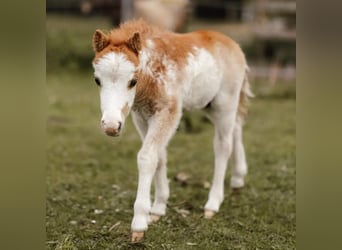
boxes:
[133,38,171,115]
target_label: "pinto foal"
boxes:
[92,19,252,242]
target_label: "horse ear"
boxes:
[93,29,109,52]
[128,32,141,54]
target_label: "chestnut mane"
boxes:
[108,19,166,47]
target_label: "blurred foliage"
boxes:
[46,15,112,72]
[47,14,296,72]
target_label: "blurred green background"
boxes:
[46,1,295,249]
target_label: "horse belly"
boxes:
[181,48,223,110]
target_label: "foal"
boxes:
[92,19,252,242]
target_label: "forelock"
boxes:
[93,52,135,78]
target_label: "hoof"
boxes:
[204,209,216,219]
[150,213,161,223]
[131,231,144,243]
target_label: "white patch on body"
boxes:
[138,42,179,97]
[93,52,136,130]
[146,39,154,49]
[138,48,153,76]
[161,56,178,95]
[181,48,223,110]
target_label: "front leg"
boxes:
[131,102,181,242]
[150,148,169,222]
[131,143,158,240]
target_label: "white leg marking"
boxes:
[231,120,248,188]
[131,145,159,232]
[205,114,236,214]
[131,107,181,234]
[150,149,169,218]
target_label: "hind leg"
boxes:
[204,110,236,218]
[230,118,248,190]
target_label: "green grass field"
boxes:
[46,15,296,249]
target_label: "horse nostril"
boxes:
[101,120,105,125]
[118,122,122,131]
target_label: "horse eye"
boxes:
[95,77,101,86]
[129,78,137,88]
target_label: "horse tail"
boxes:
[237,66,254,121]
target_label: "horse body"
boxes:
[181,46,223,110]
[92,19,252,242]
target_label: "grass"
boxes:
[46,15,295,249]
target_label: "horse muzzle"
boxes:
[101,120,122,137]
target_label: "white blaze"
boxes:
[93,52,136,130]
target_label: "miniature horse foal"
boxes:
[92,19,252,242]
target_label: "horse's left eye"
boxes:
[129,78,137,88]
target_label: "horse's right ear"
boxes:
[93,29,109,52]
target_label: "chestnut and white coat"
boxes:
[92,19,253,242]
